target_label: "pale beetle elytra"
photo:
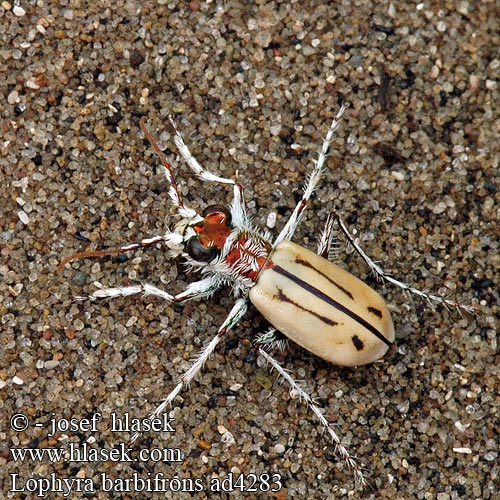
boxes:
[59,102,476,487]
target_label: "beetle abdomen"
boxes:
[249,241,395,366]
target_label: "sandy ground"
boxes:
[1,1,498,499]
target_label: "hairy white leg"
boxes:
[169,116,236,186]
[75,283,174,302]
[129,332,222,444]
[317,213,337,257]
[254,328,289,353]
[316,212,343,262]
[142,118,248,227]
[130,298,248,443]
[274,103,348,246]
[140,117,196,219]
[337,217,477,314]
[143,117,250,230]
[173,276,225,302]
[75,274,227,304]
[258,348,368,487]
[168,117,252,229]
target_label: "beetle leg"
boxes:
[140,117,197,220]
[169,116,252,230]
[337,217,477,314]
[173,276,224,303]
[316,212,343,261]
[142,118,249,226]
[130,298,248,443]
[258,348,369,487]
[144,117,251,231]
[74,282,174,302]
[75,274,225,303]
[274,103,348,246]
[169,115,237,186]
[317,213,336,258]
[254,328,289,352]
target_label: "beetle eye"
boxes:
[202,205,232,225]
[185,236,218,263]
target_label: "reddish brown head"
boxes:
[185,205,232,262]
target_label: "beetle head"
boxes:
[185,205,233,263]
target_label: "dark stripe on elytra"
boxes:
[277,289,338,326]
[272,265,392,348]
[352,335,364,351]
[295,257,354,300]
[368,306,383,318]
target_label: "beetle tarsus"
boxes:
[274,103,349,246]
[130,299,247,443]
[76,283,174,302]
[258,347,369,487]
[336,216,477,315]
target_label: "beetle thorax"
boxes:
[224,233,272,281]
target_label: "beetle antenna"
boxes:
[57,234,182,273]
[258,348,369,487]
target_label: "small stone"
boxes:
[269,124,281,136]
[266,211,277,229]
[436,21,446,32]
[220,430,235,446]
[432,201,447,214]
[76,468,87,478]
[256,372,272,390]
[255,31,272,48]
[25,80,40,90]
[17,210,30,225]
[197,440,211,451]
[62,9,73,20]
[469,74,480,90]
[13,5,25,16]
[453,447,472,454]
[7,90,19,104]
[125,316,138,327]
[274,443,285,454]
[457,1,469,15]
[44,360,60,370]
[486,79,497,90]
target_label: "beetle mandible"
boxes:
[60,103,475,486]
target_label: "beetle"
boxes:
[60,103,475,486]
